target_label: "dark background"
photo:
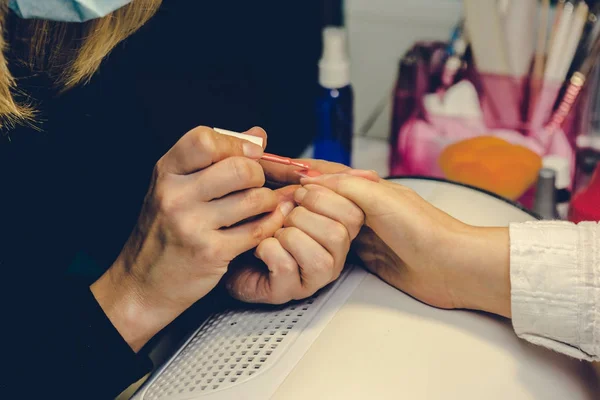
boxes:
[72,0,340,268]
[1,1,344,274]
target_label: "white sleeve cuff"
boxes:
[509,221,600,361]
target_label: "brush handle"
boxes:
[505,0,537,76]
[546,1,575,82]
[463,0,510,75]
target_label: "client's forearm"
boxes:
[449,226,512,318]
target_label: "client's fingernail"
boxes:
[243,142,264,159]
[293,170,311,179]
[294,169,322,179]
[279,201,294,217]
[294,188,307,204]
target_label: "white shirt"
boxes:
[510,221,600,361]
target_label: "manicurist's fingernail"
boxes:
[242,142,264,159]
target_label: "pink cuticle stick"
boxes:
[212,127,312,171]
[261,153,311,169]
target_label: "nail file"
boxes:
[505,0,538,77]
[463,0,510,75]
[213,127,264,147]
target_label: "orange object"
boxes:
[439,136,542,200]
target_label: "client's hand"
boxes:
[91,127,293,351]
[225,179,371,304]
[302,172,512,318]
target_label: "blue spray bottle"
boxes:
[314,27,353,166]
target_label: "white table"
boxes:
[128,178,598,400]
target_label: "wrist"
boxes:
[90,260,157,352]
[444,225,512,318]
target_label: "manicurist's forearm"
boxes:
[91,259,157,353]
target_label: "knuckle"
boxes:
[336,176,353,193]
[191,127,217,154]
[303,190,324,209]
[153,159,174,182]
[154,185,181,215]
[154,159,165,176]
[322,174,344,192]
[285,206,307,227]
[320,252,336,272]
[241,189,261,212]
[347,207,365,235]
[279,226,300,244]
[231,157,258,184]
[276,257,298,275]
[242,188,272,213]
[169,216,198,244]
[330,223,350,248]
[308,251,335,276]
[250,223,266,243]
[255,237,273,259]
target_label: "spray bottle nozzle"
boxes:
[319,26,350,89]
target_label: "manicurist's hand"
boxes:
[301,172,512,318]
[225,179,369,304]
[91,127,294,351]
[225,158,379,304]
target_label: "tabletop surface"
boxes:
[121,177,598,400]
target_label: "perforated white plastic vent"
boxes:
[135,266,366,400]
[145,299,316,399]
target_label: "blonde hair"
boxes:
[0,0,162,129]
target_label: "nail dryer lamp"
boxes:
[133,178,595,400]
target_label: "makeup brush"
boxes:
[548,33,600,129]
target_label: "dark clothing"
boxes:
[0,2,321,398]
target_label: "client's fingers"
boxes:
[342,169,381,182]
[261,158,350,185]
[294,184,365,240]
[300,174,392,216]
